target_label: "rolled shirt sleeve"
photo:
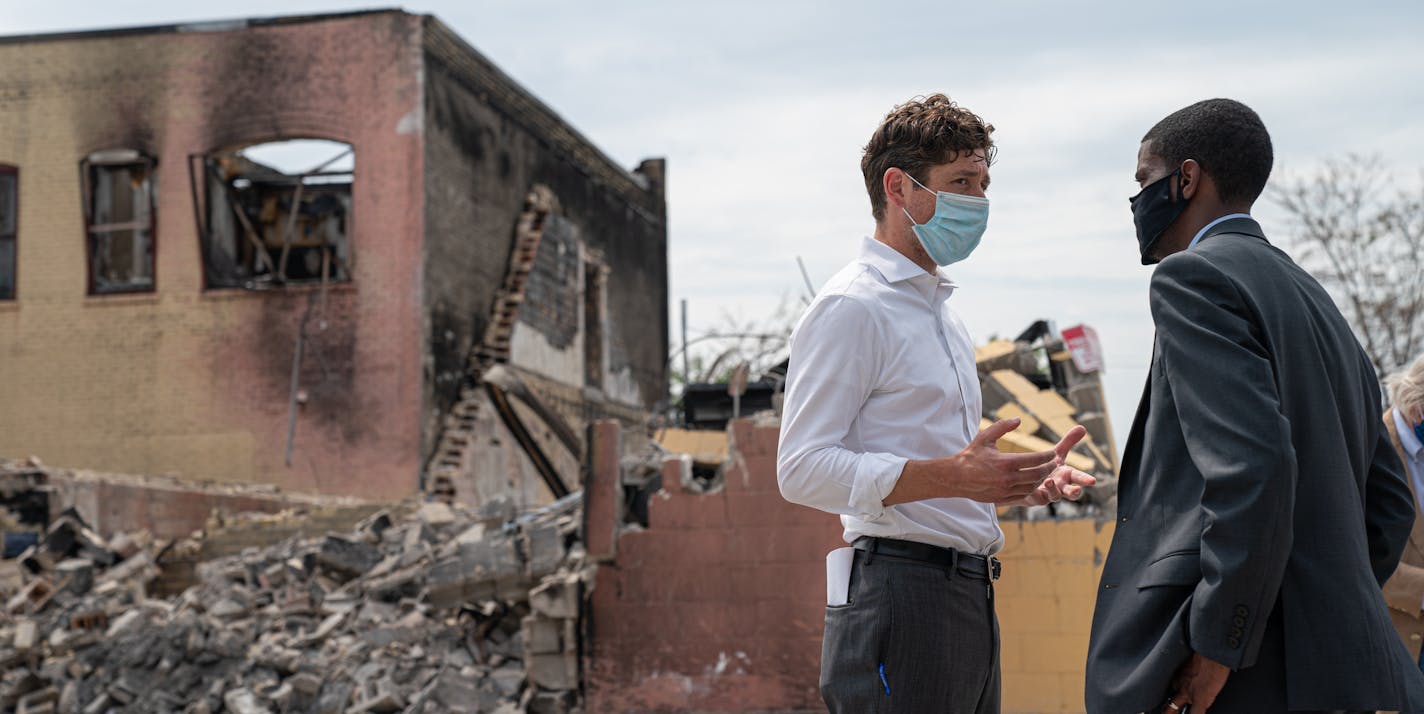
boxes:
[777,294,908,519]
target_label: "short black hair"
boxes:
[1142,98,1273,206]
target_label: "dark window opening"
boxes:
[82,150,155,295]
[584,259,605,389]
[0,166,15,300]
[190,139,352,289]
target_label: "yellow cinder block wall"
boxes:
[996,518,1116,714]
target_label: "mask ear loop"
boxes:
[905,171,934,194]
[899,170,932,225]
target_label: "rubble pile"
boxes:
[0,493,588,714]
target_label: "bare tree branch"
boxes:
[1271,155,1424,383]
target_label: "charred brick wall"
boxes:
[0,12,427,499]
[521,216,582,351]
[419,18,668,461]
[585,419,841,712]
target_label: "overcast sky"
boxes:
[5,1,1423,452]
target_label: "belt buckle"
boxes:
[989,557,1002,581]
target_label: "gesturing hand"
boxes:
[884,419,1099,507]
[1020,425,1098,507]
[945,418,1061,504]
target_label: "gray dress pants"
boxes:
[820,548,1000,714]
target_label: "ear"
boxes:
[883,167,909,211]
[1179,159,1202,200]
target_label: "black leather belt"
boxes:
[853,537,1001,581]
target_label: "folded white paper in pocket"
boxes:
[826,547,855,606]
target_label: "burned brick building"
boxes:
[0,10,668,503]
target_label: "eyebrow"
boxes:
[947,167,990,185]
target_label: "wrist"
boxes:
[884,458,950,506]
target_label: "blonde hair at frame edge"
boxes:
[1389,354,1424,424]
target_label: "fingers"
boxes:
[975,417,1022,446]
[1017,489,1049,507]
[1001,448,1057,470]
[994,463,1060,505]
[1014,462,1057,486]
[1053,425,1088,460]
[1041,476,1063,501]
[1189,678,1220,712]
[1047,466,1098,500]
[1020,480,1059,507]
[996,468,1055,504]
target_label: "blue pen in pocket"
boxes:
[878,662,891,695]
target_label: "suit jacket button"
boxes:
[1234,605,1248,617]
[1120,515,1130,523]
[1230,627,1243,637]
[1228,637,1241,649]
[1232,616,1245,627]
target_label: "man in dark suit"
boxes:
[1085,98,1424,714]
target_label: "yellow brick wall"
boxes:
[996,518,1116,714]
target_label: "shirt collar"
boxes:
[1188,213,1253,250]
[1396,409,1424,458]
[859,237,958,290]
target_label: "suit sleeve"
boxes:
[1150,253,1295,671]
[1366,426,1415,588]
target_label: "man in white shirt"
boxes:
[1385,354,1424,675]
[777,93,1096,714]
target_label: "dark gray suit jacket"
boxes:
[1085,217,1423,712]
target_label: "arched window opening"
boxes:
[192,139,353,289]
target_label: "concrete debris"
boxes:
[0,494,590,713]
[974,323,1121,519]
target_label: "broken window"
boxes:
[82,150,155,294]
[190,139,352,289]
[583,258,606,389]
[0,165,15,300]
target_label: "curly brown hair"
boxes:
[860,94,996,222]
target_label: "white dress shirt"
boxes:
[777,237,1003,555]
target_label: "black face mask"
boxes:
[1129,169,1187,265]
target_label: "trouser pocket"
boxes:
[820,553,888,713]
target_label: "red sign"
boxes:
[1061,324,1104,373]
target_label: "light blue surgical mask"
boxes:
[900,172,990,266]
